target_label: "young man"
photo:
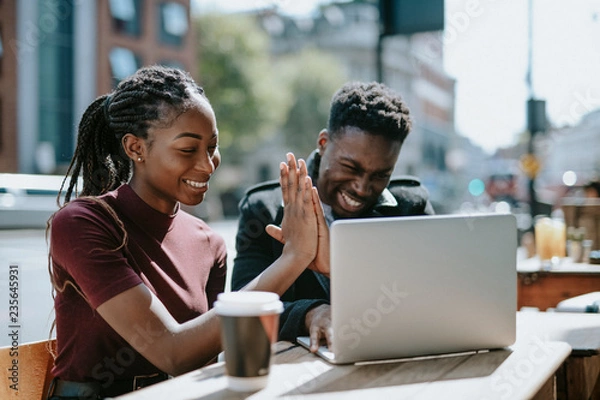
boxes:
[232,81,434,351]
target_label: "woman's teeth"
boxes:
[184,179,207,188]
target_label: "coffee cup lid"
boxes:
[214,291,283,316]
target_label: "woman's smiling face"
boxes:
[316,127,401,218]
[127,95,220,215]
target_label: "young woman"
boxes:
[47,65,324,399]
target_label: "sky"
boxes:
[192,0,600,154]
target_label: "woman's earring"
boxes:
[137,157,142,162]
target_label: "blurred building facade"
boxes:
[0,0,194,174]
[536,109,600,203]
[249,1,471,213]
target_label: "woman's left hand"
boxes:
[266,153,329,277]
[266,153,319,266]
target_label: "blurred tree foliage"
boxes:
[194,13,348,162]
[276,48,347,156]
[194,14,287,163]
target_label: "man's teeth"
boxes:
[342,192,361,207]
[184,180,207,188]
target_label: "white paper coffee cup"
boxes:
[214,291,283,392]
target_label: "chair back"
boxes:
[0,338,56,400]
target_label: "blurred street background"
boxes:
[1,0,599,345]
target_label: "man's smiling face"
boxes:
[315,127,401,218]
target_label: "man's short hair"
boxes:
[327,81,412,143]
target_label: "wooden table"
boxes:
[518,257,600,311]
[118,322,572,399]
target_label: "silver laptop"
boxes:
[297,213,517,364]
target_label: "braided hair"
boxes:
[327,81,412,143]
[60,65,207,204]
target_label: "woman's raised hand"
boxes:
[266,153,319,266]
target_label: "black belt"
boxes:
[47,372,170,399]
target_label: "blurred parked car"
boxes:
[0,173,71,229]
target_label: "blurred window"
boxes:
[437,146,446,171]
[0,99,3,152]
[38,0,75,165]
[158,2,188,47]
[109,47,140,87]
[0,27,3,75]
[109,0,142,36]
[424,143,435,166]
